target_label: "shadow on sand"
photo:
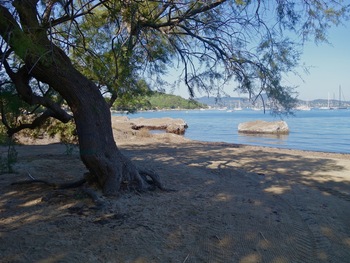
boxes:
[0,142,349,262]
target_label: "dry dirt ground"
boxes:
[0,126,350,263]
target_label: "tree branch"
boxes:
[140,0,227,29]
[2,61,72,123]
[0,5,22,44]
[6,109,55,137]
[44,0,108,28]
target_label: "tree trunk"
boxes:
[31,49,150,195]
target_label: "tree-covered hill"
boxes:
[112,92,207,112]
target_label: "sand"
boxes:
[0,124,350,263]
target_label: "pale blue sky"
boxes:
[286,21,350,100]
[170,20,350,101]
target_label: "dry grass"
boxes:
[137,128,152,138]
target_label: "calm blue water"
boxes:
[114,109,350,154]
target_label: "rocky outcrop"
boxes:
[238,120,289,134]
[131,117,188,135]
[112,116,188,135]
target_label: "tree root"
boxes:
[115,152,176,194]
[138,168,176,192]
[11,177,87,189]
[11,158,175,201]
[81,187,105,209]
[12,173,107,208]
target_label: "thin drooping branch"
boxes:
[140,0,228,29]
[45,0,108,28]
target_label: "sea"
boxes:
[114,109,350,154]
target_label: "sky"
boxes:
[169,20,350,101]
[285,22,350,101]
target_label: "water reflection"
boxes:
[237,133,289,146]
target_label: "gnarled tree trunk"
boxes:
[32,48,154,195]
[0,3,160,196]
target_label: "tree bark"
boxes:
[31,47,150,195]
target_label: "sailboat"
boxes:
[337,85,348,110]
[320,86,348,110]
[319,93,331,110]
[234,99,243,111]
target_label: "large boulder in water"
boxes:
[238,120,289,134]
[131,117,188,135]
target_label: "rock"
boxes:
[166,124,185,135]
[112,116,130,122]
[111,116,134,132]
[238,120,289,134]
[130,117,188,135]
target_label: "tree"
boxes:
[0,0,349,196]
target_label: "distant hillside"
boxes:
[146,92,207,110]
[113,93,350,112]
[297,99,350,108]
[112,91,207,111]
[195,96,252,108]
[196,96,350,109]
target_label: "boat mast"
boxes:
[328,92,330,108]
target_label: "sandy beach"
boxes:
[0,121,350,262]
